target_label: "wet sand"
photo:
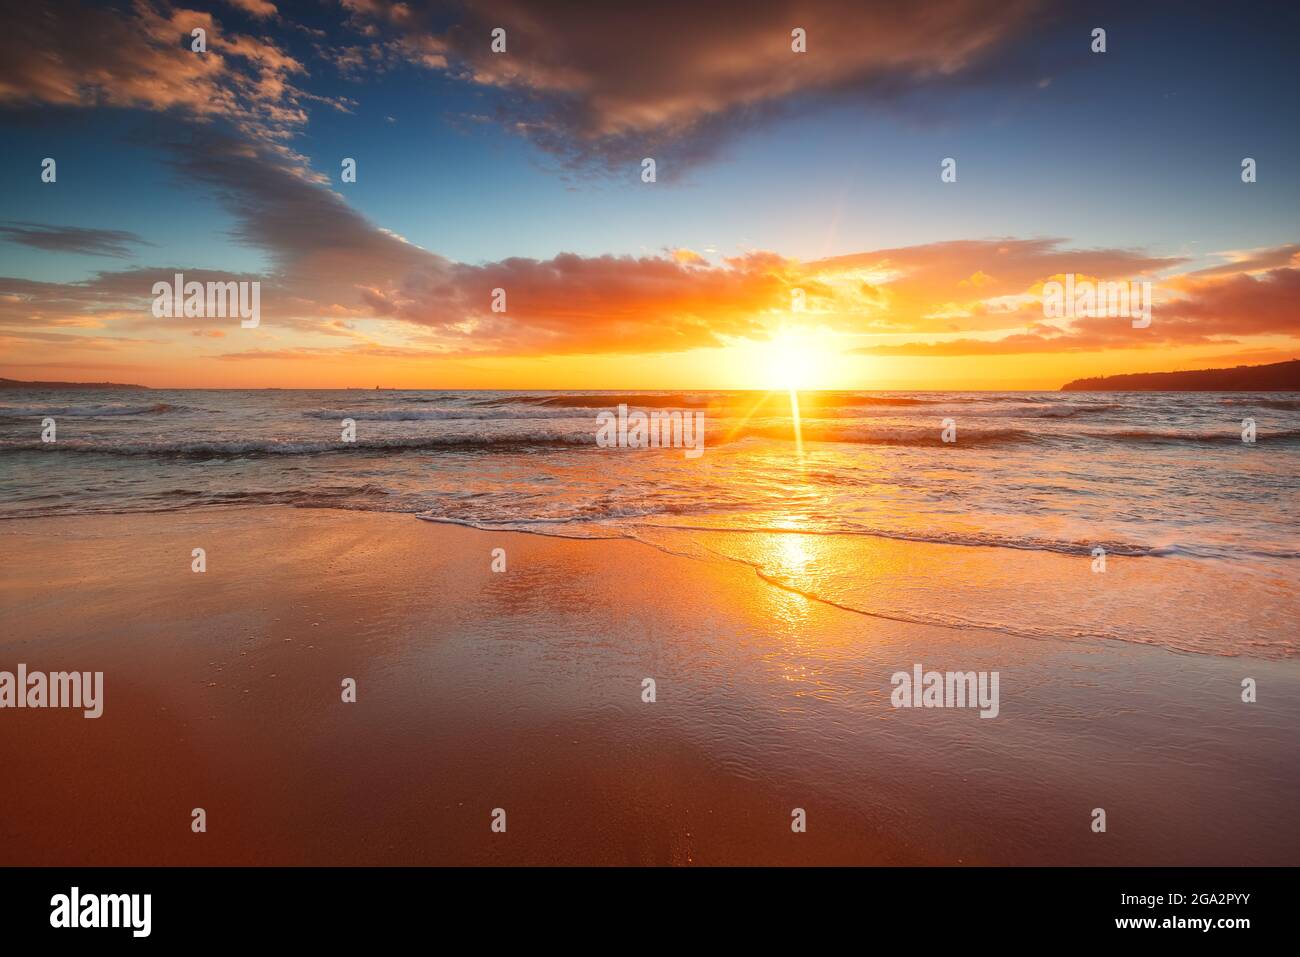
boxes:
[1,506,1297,865]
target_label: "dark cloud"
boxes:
[0,222,154,258]
[342,0,1047,171]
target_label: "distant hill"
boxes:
[1062,359,1300,392]
[0,377,149,390]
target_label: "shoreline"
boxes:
[7,502,1296,661]
[2,506,1297,865]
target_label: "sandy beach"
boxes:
[1,505,1296,866]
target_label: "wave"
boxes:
[1024,403,1121,418]
[1217,397,1300,410]
[300,407,588,421]
[413,513,1164,557]
[477,393,712,409]
[1080,428,1300,444]
[733,424,1035,447]
[300,401,1121,423]
[0,422,1039,455]
[7,423,1293,459]
[16,423,1272,458]
[0,484,403,520]
[0,434,597,459]
[419,513,1300,562]
[0,402,182,418]
[750,423,1299,446]
[476,391,942,410]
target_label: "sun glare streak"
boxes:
[725,390,778,443]
[788,388,804,458]
[764,330,827,459]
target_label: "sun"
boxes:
[763,329,832,391]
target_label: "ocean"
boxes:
[3,388,1297,658]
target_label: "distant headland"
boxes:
[1061,359,1300,392]
[0,377,150,390]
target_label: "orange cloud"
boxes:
[225,0,276,18]
[853,263,1300,355]
[0,0,339,146]
[0,121,1294,373]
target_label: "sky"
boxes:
[0,0,1297,390]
